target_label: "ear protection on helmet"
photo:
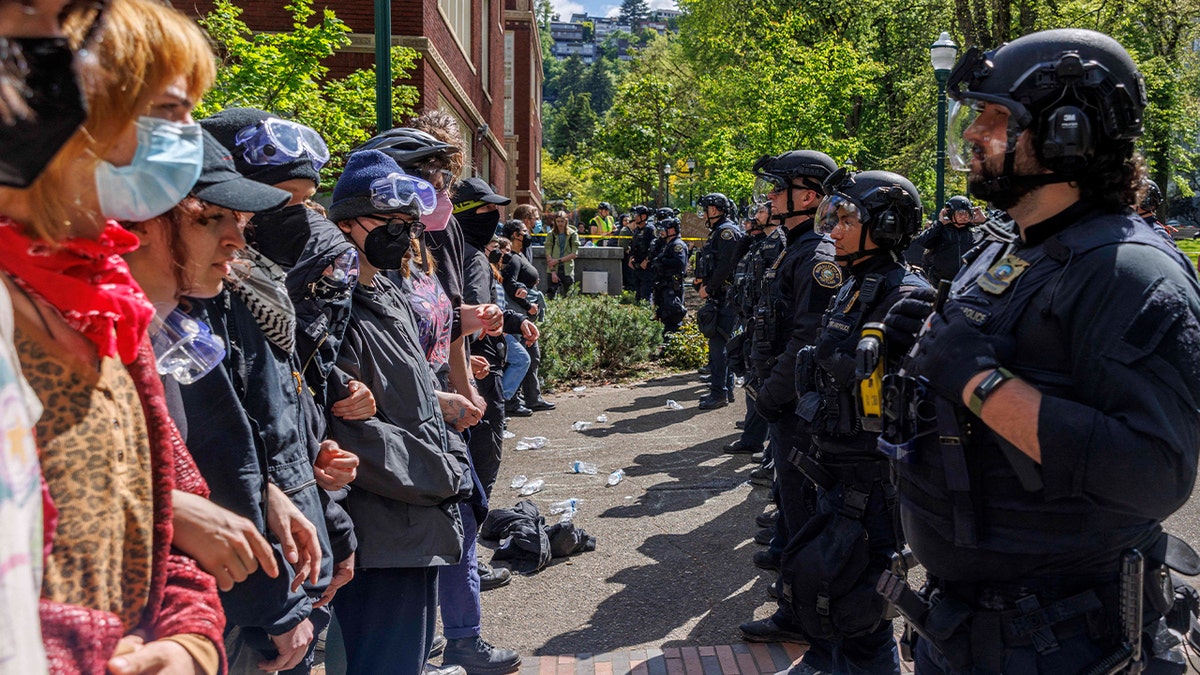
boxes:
[868,187,921,248]
[1039,105,1094,175]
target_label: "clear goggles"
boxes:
[752,174,787,205]
[234,118,330,171]
[814,194,863,235]
[947,99,1017,172]
[370,172,438,215]
[150,308,226,385]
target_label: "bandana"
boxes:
[0,217,153,364]
[226,245,297,355]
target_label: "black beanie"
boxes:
[200,107,323,188]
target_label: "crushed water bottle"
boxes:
[518,478,545,496]
[549,498,580,515]
[606,469,625,486]
[665,399,684,410]
[510,475,528,489]
[569,461,598,475]
[571,420,592,431]
[502,430,516,440]
[515,436,548,450]
[572,386,587,392]
[596,414,609,423]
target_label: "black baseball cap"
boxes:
[451,177,511,213]
[192,129,291,213]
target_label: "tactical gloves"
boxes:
[905,304,1014,403]
[881,286,937,357]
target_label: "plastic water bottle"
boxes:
[665,399,684,410]
[510,475,528,489]
[518,478,545,496]
[515,436,548,451]
[502,430,516,440]
[549,498,580,515]
[571,421,593,431]
[569,461,598,475]
[596,414,609,423]
[607,469,625,486]
[572,386,587,392]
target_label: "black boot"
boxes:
[441,636,521,675]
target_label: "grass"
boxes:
[1176,238,1200,267]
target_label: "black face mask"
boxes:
[0,38,88,188]
[487,248,503,265]
[250,203,310,269]
[456,209,501,250]
[361,224,411,270]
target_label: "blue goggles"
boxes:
[234,118,330,171]
[370,172,439,215]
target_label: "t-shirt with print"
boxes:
[403,261,454,387]
[0,280,47,675]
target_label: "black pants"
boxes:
[520,338,543,404]
[333,566,438,675]
[546,272,574,299]
[469,371,505,498]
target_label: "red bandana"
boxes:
[0,216,154,364]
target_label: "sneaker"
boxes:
[753,550,781,572]
[478,562,512,591]
[698,393,729,410]
[442,636,522,675]
[528,398,556,411]
[755,509,779,528]
[429,635,448,659]
[425,664,466,675]
[739,616,807,644]
[748,467,773,487]
[723,441,758,454]
[754,528,773,545]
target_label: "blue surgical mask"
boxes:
[95,117,204,221]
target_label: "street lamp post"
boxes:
[685,158,696,206]
[375,0,392,132]
[663,163,672,208]
[930,31,958,211]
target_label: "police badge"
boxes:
[976,254,1031,295]
[812,261,843,289]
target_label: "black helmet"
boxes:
[945,195,973,215]
[598,201,613,212]
[1140,178,1162,212]
[654,207,679,221]
[631,204,652,217]
[697,193,734,214]
[353,127,460,169]
[947,29,1146,177]
[816,168,923,259]
[752,151,838,195]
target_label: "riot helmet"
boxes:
[697,193,733,227]
[655,207,681,234]
[598,201,613,212]
[946,29,1147,205]
[816,168,923,263]
[1139,178,1161,214]
[751,151,838,223]
[631,204,652,223]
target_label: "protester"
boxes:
[500,219,554,414]
[489,236,533,404]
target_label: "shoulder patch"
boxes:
[813,260,843,288]
[721,228,734,240]
[673,241,686,254]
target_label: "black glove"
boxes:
[882,286,937,357]
[906,304,1014,403]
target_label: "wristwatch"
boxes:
[968,367,1015,417]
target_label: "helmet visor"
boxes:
[370,172,439,215]
[752,174,785,206]
[947,99,1019,172]
[235,118,330,171]
[814,194,863,235]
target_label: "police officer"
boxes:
[882,29,1200,674]
[913,194,984,285]
[736,152,840,647]
[650,208,688,334]
[1137,178,1176,244]
[627,205,656,302]
[775,169,929,675]
[616,213,635,290]
[695,192,743,409]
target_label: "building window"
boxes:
[439,0,471,61]
[481,0,490,90]
[479,146,491,183]
[504,31,514,135]
[438,97,473,176]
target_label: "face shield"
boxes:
[370,172,439,215]
[947,98,1026,172]
[814,194,863,235]
[752,173,786,206]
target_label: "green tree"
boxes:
[197,0,420,182]
[546,92,599,157]
[585,59,616,115]
[619,0,650,26]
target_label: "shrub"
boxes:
[662,318,708,369]
[539,294,663,386]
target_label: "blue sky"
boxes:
[549,0,678,21]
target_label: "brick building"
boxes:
[187,0,544,210]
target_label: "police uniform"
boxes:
[696,216,743,400]
[629,222,658,302]
[913,220,981,285]
[617,223,635,290]
[650,230,688,334]
[890,203,1200,674]
[728,228,774,377]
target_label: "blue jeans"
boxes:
[333,566,438,675]
[502,335,531,401]
[438,504,481,639]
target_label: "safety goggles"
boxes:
[369,172,438,215]
[752,174,788,205]
[416,166,456,190]
[150,309,226,385]
[234,118,330,171]
[814,194,864,235]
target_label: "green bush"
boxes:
[539,294,663,387]
[662,318,708,369]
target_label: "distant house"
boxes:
[186,0,543,210]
